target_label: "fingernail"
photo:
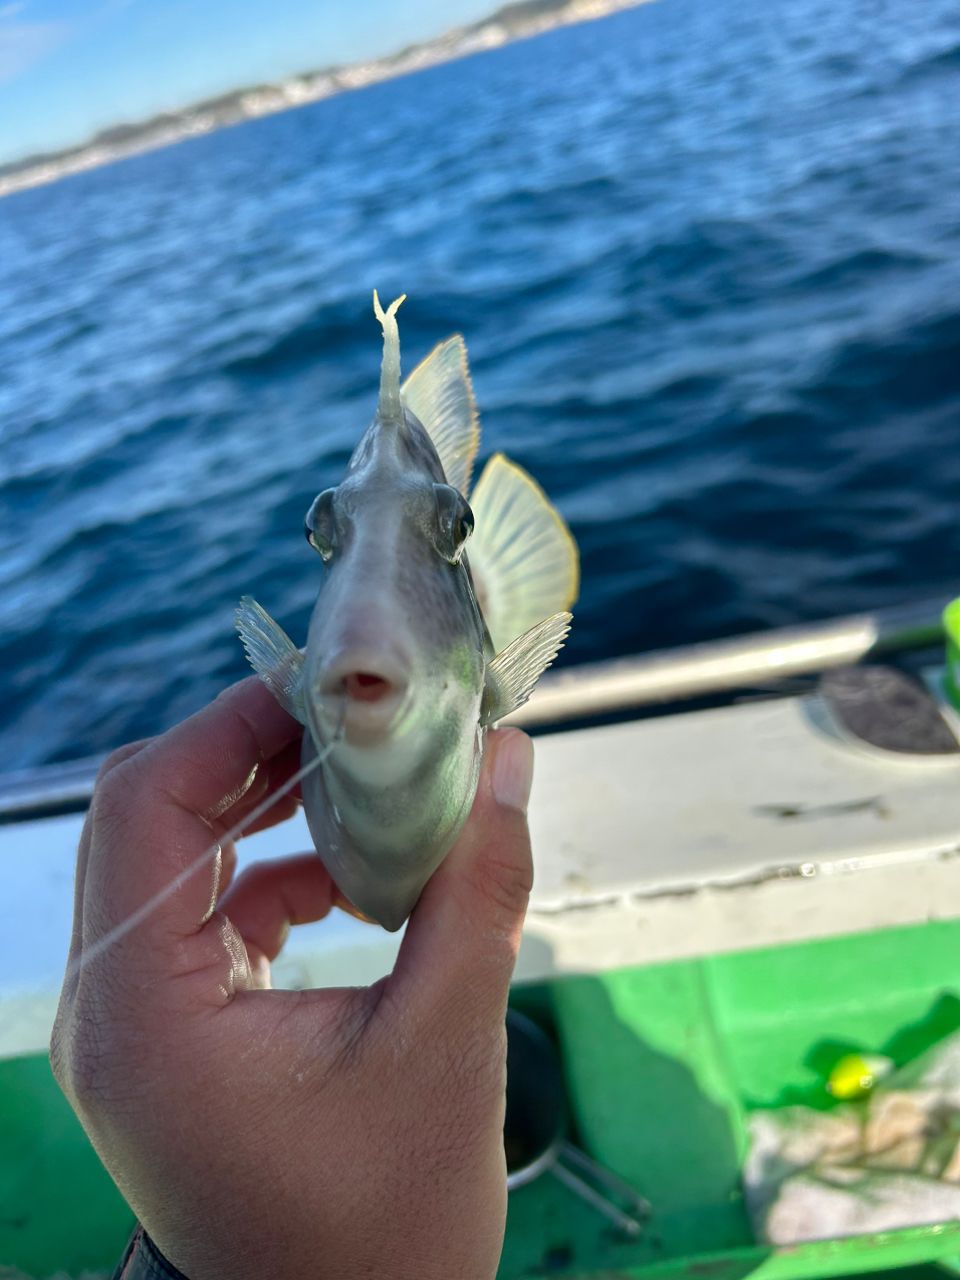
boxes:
[492,731,534,814]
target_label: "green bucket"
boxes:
[944,598,960,709]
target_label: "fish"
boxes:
[235,292,578,930]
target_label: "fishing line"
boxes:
[68,700,347,980]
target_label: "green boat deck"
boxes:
[4,917,960,1279]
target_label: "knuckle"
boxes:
[49,1004,104,1107]
[214,680,244,705]
[89,758,141,833]
[51,984,152,1116]
[470,845,533,922]
[96,741,147,784]
[48,1012,70,1092]
[96,749,126,781]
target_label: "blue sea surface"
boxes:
[1,0,959,767]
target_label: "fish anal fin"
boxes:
[468,453,579,653]
[401,334,479,494]
[481,611,572,726]
[236,595,306,724]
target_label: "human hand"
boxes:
[51,678,534,1280]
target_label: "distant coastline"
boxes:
[0,0,649,199]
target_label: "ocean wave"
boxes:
[217,296,374,376]
[815,308,960,411]
[896,41,960,86]
[784,246,937,292]
[2,0,959,764]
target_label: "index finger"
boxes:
[80,677,302,967]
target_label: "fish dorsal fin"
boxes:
[467,452,579,652]
[481,611,572,725]
[236,595,306,724]
[401,335,479,494]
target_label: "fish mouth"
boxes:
[312,650,411,746]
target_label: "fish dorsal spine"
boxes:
[373,290,406,426]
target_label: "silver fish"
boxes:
[237,292,578,930]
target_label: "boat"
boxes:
[3,599,960,1278]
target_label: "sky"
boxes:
[0,0,496,164]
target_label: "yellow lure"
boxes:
[826,1053,894,1100]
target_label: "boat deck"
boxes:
[3,666,960,1278]
[4,677,960,1054]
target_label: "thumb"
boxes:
[391,728,534,1027]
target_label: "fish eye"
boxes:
[456,506,475,545]
[305,488,337,562]
[432,483,474,564]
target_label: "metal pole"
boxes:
[0,756,103,823]
[507,598,945,728]
[0,599,947,821]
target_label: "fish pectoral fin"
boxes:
[235,595,307,724]
[481,610,572,726]
[401,334,479,494]
[467,453,579,653]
